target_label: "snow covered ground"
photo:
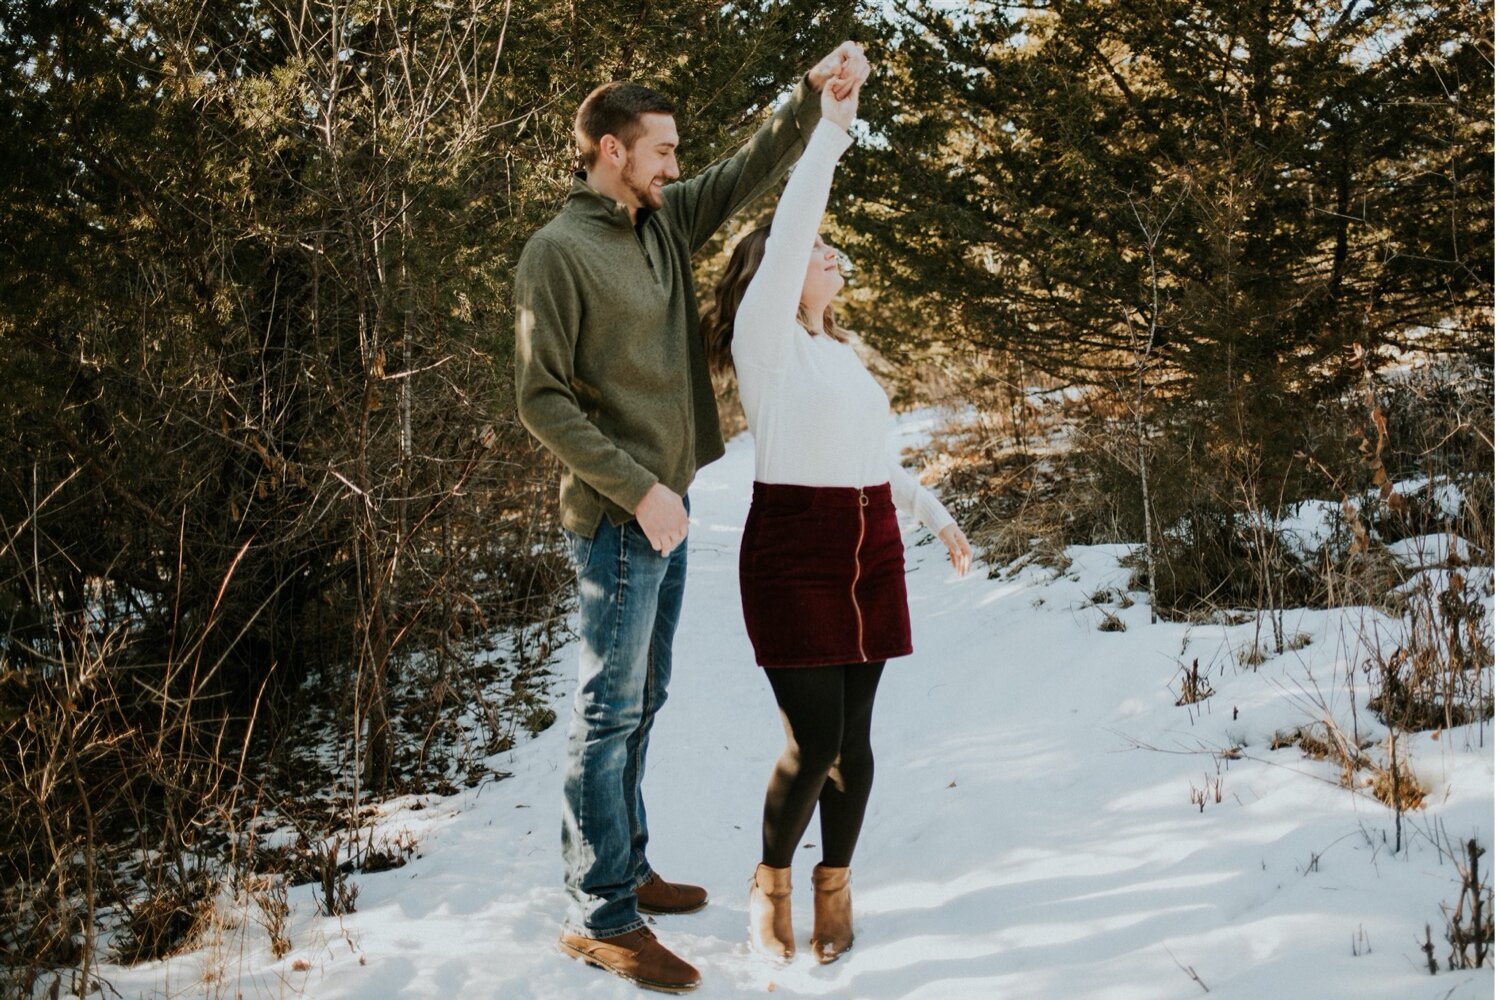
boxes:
[101,413,1493,1000]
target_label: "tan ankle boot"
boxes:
[810,864,853,963]
[748,863,794,961]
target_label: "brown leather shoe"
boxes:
[636,872,708,915]
[748,863,794,961]
[810,864,854,964]
[558,926,701,993]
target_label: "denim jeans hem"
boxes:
[633,869,655,889]
[563,915,646,940]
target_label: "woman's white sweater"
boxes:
[731,120,955,535]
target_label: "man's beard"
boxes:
[623,155,665,210]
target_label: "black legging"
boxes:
[760,662,885,869]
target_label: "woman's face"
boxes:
[801,234,845,306]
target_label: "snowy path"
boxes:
[110,415,1492,1000]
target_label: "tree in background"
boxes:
[0,1,861,987]
[841,0,1493,615]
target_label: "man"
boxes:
[514,41,870,992]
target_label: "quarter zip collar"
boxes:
[569,172,662,284]
[567,171,657,231]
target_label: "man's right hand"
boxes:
[808,41,870,100]
[635,483,689,557]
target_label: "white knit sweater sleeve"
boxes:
[888,456,957,534]
[732,120,854,372]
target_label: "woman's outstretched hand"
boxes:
[821,70,860,131]
[939,524,973,577]
[808,41,870,100]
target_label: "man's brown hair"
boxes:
[574,82,676,169]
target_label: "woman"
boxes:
[701,76,972,964]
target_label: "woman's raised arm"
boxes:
[732,114,855,372]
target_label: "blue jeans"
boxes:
[560,499,688,938]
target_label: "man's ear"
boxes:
[598,133,623,166]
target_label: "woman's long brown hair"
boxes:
[702,224,848,374]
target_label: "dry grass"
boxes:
[1268,722,1430,812]
[1271,723,1374,791]
[1097,611,1127,632]
[111,872,218,966]
[1365,568,1493,734]
[247,875,292,960]
[1175,658,1214,705]
[1368,757,1427,812]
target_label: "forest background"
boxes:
[0,0,1491,993]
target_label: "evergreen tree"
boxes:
[0,1,861,983]
[840,0,1492,611]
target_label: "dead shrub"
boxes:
[1237,643,1269,668]
[317,837,360,918]
[357,828,418,875]
[250,843,325,887]
[247,875,292,960]
[1189,772,1224,812]
[111,871,218,965]
[1443,838,1494,970]
[1097,612,1127,632]
[1270,723,1372,790]
[1126,521,1339,623]
[1175,658,1214,705]
[1369,755,1427,812]
[1366,569,1494,733]
[1375,360,1494,554]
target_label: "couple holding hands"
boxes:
[515,40,971,993]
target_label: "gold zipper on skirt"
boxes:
[852,488,869,661]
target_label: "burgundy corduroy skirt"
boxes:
[739,481,912,668]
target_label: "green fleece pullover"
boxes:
[514,80,823,537]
